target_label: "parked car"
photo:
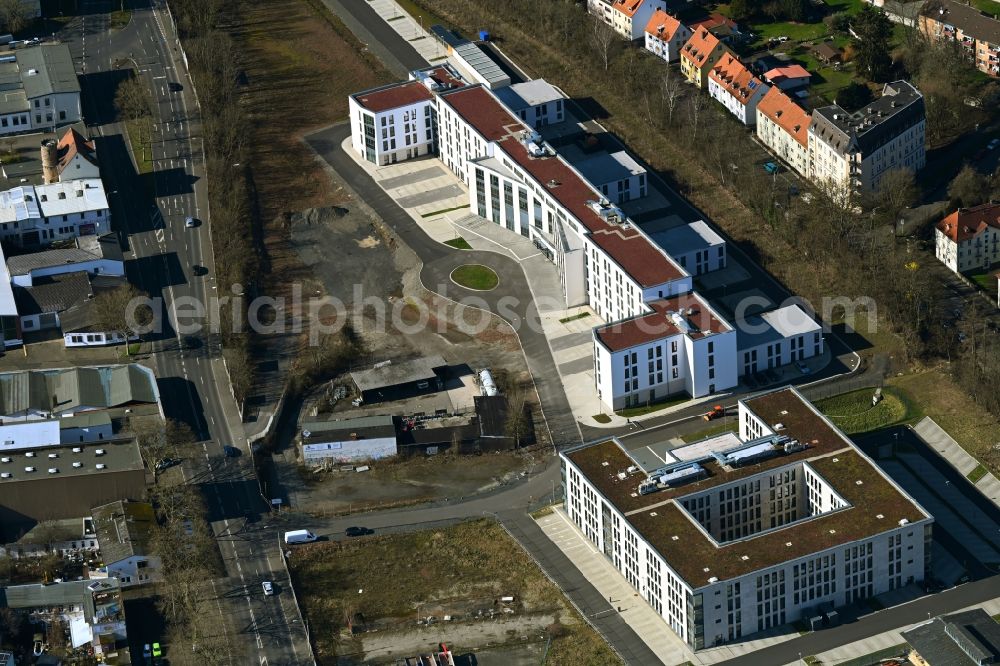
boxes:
[152,643,162,658]
[223,445,241,458]
[284,530,318,544]
[154,457,181,472]
[184,216,198,228]
[345,526,374,537]
[797,361,811,374]
[763,162,779,174]
[703,405,725,421]
[989,138,1000,150]
[262,581,274,596]
[142,644,151,660]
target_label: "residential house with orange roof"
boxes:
[680,28,731,88]
[762,64,812,91]
[643,9,692,63]
[934,203,1000,273]
[46,127,99,183]
[707,54,770,126]
[609,0,668,41]
[755,88,811,177]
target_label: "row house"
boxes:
[680,28,732,88]
[644,9,692,63]
[934,203,1000,274]
[756,88,811,178]
[920,0,1000,77]
[707,54,770,126]
[609,0,668,41]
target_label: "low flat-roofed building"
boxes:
[652,220,726,275]
[494,79,566,129]
[0,440,145,530]
[0,515,98,558]
[350,355,448,403]
[561,386,931,650]
[91,500,160,587]
[736,304,824,376]
[763,65,811,91]
[300,414,398,465]
[449,41,510,89]
[903,608,1000,665]
[8,233,124,287]
[572,150,648,205]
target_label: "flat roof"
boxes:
[439,85,686,288]
[350,355,447,392]
[7,234,122,276]
[301,414,396,442]
[736,304,821,350]
[0,440,142,483]
[452,42,509,88]
[563,387,929,586]
[91,500,155,564]
[652,220,724,257]
[0,242,13,317]
[36,179,108,218]
[0,419,60,451]
[494,79,564,111]
[16,44,80,99]
[573,150,645,186]
[594,292,731,352]
[352,80,433,113]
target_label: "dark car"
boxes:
[154,457,181,472]
[168,81,183,92]
[191,264,208,277]
[345,526,373,537]
[223,445,241,458]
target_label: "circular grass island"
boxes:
[450,264,499,291]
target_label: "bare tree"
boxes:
[661,67,684,127]
[873,167,919,227]
[0,0,32,35]
[92,283,153,353]
[129,416,169,480]
[591,20,617,72]
[503,379,530,449]
[688,94,708,144]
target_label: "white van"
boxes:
[283,529,317,544]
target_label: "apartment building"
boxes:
[737,305,824,376]
[934,203,1000,274]
[609,0,669,41]
[348,66,464,166]
[756,88,811,178]
[809,81,925,196]
[920,0,1000,77]
[680,28,732,88]
[0,178,110,248]
[651,220,726,276]
[562,386,932,649]
[644,9,692,63]
[707,54,770,126]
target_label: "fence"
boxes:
[278,537,318,665]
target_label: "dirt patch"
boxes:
[288,520,620,665]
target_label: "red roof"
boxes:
[763,65,811,84]
[594,294,730,352]
[708,54,765,105]
[353,81,433,113]
[689,12,738,33]
[757,87,810,148]
[681,28,724,68]
[56,127,96,172]
[612,0,646,18]
[645,9,687,41]
[439,85,685,288]
[936,203,1000,242]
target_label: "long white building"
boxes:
[349,72,825,413]
[562,386,932,649]
[0,179,110,248]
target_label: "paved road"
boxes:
[305,124,582,450]
[64,1,310,663]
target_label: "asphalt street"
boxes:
[61,1,310,663]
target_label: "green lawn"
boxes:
[973,0,1000,18]
[815,387,909,434]
[421,204,469,218]
[444,237,472,250]
[970,269,998,295]
[450,264,499,290]
[124,118,153,175]
[110,9,131,30]
[752,21,829,44]
[559,311,591,323]
[969,463,990,483]
[791,50,858,103]
[824,0,867,14]
[592,413,612,424]
[681,422,738,443]
[394,0,453,31]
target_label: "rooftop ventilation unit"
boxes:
[587,200,625,225]
[519,129,549,158]
[669,311,695,335]
[638,462,706,495]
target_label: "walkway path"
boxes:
[914,416,1000,507]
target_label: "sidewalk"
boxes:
[913,416,1000,508]
[367,0,448,63]
[801,597,1000,665]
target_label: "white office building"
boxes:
[0,179,110,248]
[562,386,932,650]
